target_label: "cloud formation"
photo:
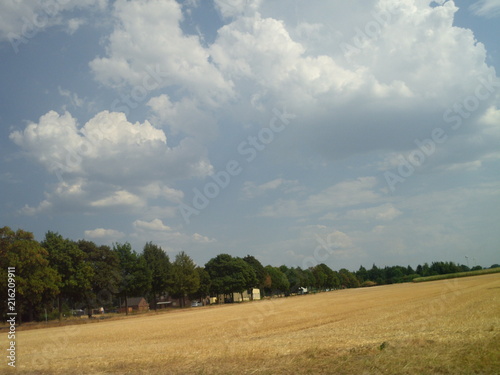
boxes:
[90,0,233,106]
[10,110,212,216]
[470,0,500,17]
[2,0,500,269]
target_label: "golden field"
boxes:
[9,273,500,374]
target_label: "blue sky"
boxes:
[1,0,499,271]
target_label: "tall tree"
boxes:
[264,266,289,296]
[243,255,267,290]
[316,263,339,290]
[205,254,257,302]
[338,268,360,288]
[77,240,121,317]
[282,266,300,293]
[143,242,171,310]
[311,265,327,291]
[356,265,368,284]
[303,268,316,290]
[0,227,60,322]
[190,266,211,305]
[42,232,93,321]
[114,243,152,315]
[169,251,200,308]
[238,257,258,301]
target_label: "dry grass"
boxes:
[11,273,500,374]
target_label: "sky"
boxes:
[1,0,499,272]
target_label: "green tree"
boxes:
[243,255,267,290]
[114,243,152,315]
[281,266,300,293]
[169,251,200,308]
[311,265,327,291]
[316,264,339,290]
[338,268,360,288]
[264,266,289,296]
[0,227,60,322]
[205,254,257,302]
[42,232,93,321]
[77,240,121,317]
[303,268,316,290]
[292,267,311,291]
[385,266,404,284]
[356,265,368,284]
[190,266,211,304]
[143,242,171,310]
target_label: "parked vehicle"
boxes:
[191,301,202,307]
[71,309,84,317]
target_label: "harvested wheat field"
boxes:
[14,274,500,374]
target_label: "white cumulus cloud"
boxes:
[84,228,125,240]
[133,219,172,232]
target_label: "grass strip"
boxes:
[412,267,500,282]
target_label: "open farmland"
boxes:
[13,274,500,374]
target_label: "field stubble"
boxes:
[12,273,500,374]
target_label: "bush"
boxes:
[361,281,377,287]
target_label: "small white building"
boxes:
[232,288,261,302]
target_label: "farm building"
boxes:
[119,297,149,313]
[232,288,261,302]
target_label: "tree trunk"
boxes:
[27,301,34,323]
[124,294,129,316]
[58,295,63,321]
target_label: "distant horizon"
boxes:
[5,225,496,273]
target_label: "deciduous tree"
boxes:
[205,254,257,302]
[0,227,60,322]
[114,243,152,315]
[169,251,199,308]
[143,242,171,310]
[42,231,93,321]
[77,240,121,316]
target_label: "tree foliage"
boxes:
[1,225,487,322]
[0,227,60,322]
[205,254,257,300]
[264,266,289,296]
[114,242,152,314]
[42,231,93,320]
[169,251,200,307]
[243,255,266,289]
[191,267,211,303]
[143,242,171,309]
[77,240,121,316]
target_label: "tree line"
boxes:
[0,226,493,323]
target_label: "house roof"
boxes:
[121,297,147,307]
